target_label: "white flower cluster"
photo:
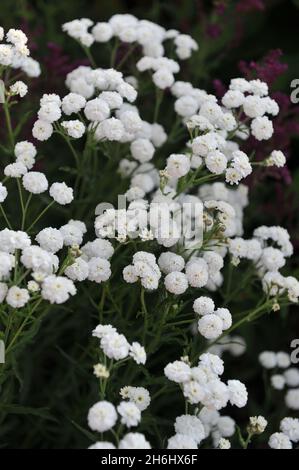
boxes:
[227,225,298,304]
[259,351,299,410]
[4,141,74,204]
[0,26,40,76]
[269,417,299,449]
[165,353,248,412]
[0,219,90,307]
[193,297,232,339]
[199,407,236,448]
[120,386,151,411]
[92,323,146,364]
[123,251,161,291]
[63,15,198,61]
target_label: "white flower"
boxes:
[222,90,245,108]
[227,380,248,408]
[164,271,188,295]
[183,380,205,404]
[199,353,224,376]
[60,223,83,246]
[202,380,229,410]
[61,120,85,139]
[243,95,266,118]
[6,286,29,308]
[174,415,205,444]
[259,351,277,369]
[248,416,268,434]
[38,103,61,123]
[158,252,185,274]
[285,388,299,410]
[22,172,48,194]
[193,296,215,316]
[6,28,28,46]
[50,182,73,205]
[164,360,192,383]
[61,93,86,115]
[166,153,190,178]
[0,44,13,66]
[185,259,209,288]
[152,67,174,90]
[276,352,291,369]
[9,81,28,97]
[251,116,273,141]
[280,417,299,443]
[27,280,40,293]
[40,94,61,107]
[249,79,268,96]
[215,308,232,330]
[268,432,292,449]
[284,368,299,387]
[92,22,113,42]
[0,183,8,203]
[217,416,235,437]
[88,442,116,449]
[206,151,227,175]
[100,91,123,109]
[125,387,151,411]
[84,98,110,121]
[92,323,117,339]
[198,314,223,339]
[218,438,231,449]
[65,257,89,282]
[96,118,125,141]
[88,257,111,283]
[21,246,58,273]
[41,275,76,304]
[119,433,151,449]
[117,401,141,428]
[167,434,198,449]
[35,228,64,254]
[130,139,155,163]
[175,96,199,117]
[87,401,117,432]
[270,374,285,390]
[267,150,286,168]
[14,141,36,169]
[4,162,27,178]
[81,239,114,260]
[101,332,129,360]
[32,119,53,141]
[129,342,146,364]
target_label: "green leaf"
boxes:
[0,404,56,421]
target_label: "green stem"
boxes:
[3,96,15,152]
[140,287,148,344]
[82,45,97,68]
[6,297,43,355]
[16,179,25,228]
[22,193,32,230]
[116,44,137,70]
[26,200,55,233]
[153,88,163,123]
[0,203,12,229]
[110,38,119,67]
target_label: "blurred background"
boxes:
[0,0,298,449]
